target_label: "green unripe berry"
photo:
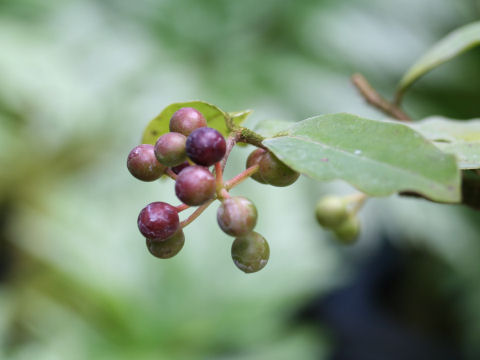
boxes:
[217,196,257,237]
[154,132,187,167]
[146,229,185,259]
[334,215,360,245]
[315,196,349,228]
[231,232,269,274]
[246,148,268,184]
[258,152,299,187]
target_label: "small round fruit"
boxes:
[146,230,185,259]
[258,152,299,187]
[315,196,348,228]
[217,197,257,237]
[246,148,268,184]
[186,127,226,166]
[154,132,187,167]
[334,215,360,245]
[175,166,216,206]
[231,232,269,273]
[138,202,179,240]
[169,107,207,136]
[127,144,166,181]
[171,161,191,175]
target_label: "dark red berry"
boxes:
[127,144,166,181]
[246,148,268,184]
[217,196,257,237]
[186,127,226,166]
[175,166,215,206]
[171,161,191,175]
[231,232,270,273]
[146,229,185,259]
[138,202,179,240]
[258,152,299,187]
[154,132,187,167]
[169,107,207,136]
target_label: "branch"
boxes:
[351,73,411,122]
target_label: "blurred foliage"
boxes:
[0,0,480,359]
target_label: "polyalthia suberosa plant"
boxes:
[128,21,480,273]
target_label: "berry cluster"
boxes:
[127,107,300,273]
[315,195,363,244]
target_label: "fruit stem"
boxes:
[344,193,368,214]
[225,164,259,190]
[225,113,266,149]
[165,168,178,180]
[220,133,239,171]
[215,162,223,187]
[176,203,190,212]
[180,199,215,228]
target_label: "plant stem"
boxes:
[221,133,239,171]
[166,168,178,180]
[225,165,259,190]
[180,199,215,228]
[351,73,411,122]
[176,204,190,212]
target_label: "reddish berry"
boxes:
[217,197,257,237]
[246,148,268,184]
[154,132,187,167]
[175,166,216,206]
[127,144,166,181]
[138,202,179,240]
[186,127,226,166]
[258,152,299,187]
[231,232,270,274]
[169,107,207,136]
[171,161,191,175]
[146,230,185,259]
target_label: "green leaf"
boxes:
[141,101,251,144]
[397,21,480,97]
[410,117,480,169]
[263,113,461,203]
[252,119,294,138]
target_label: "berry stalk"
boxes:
[225,164,259,190]
[180,199,215,228]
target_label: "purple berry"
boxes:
[154,132,187,167]
[169,107,207,136]
[171,161,191,175]
[186,127,226,166]
[138,202,179,240]
[175,166,216,206]
[127,144,166,182]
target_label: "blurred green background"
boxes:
[1,0,480,359]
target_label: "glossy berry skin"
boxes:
[169,107,207,136]
[154,132,187,167]
[127,144,166,181]
[334,215,360,245]
[186,127,226,166]
[315,196,348,228]
[175,166,216,206]
[246,148,268,184]
[231,232,269,274]
[217,197,257,237]
[258,152,300,187]
[146,229,185,259]
[171,161,191,175]
[138,202,179,241]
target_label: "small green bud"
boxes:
[146,229,185,259]
[315,196,348,228]
[231,232,269,273]
[334,215,360,245]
